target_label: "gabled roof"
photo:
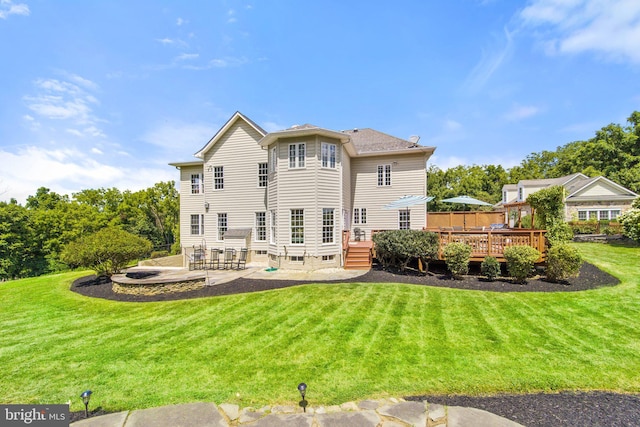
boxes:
[565,175,638,200]
[194,111,266,159]
[517,172,588,189]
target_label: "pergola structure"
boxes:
[502,201,536,229]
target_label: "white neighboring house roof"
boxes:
[194,111,266,159]
[565,175,638,202]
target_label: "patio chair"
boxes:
[222,248,236,269]
[233,248,248,270]
[190,246,206,270]
[209,248,222,269]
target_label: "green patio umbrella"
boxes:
[441,195,493,229]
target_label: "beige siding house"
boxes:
[500,172,638,223]
[170,111,435,270]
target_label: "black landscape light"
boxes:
[80,390,92,418]
[297,383,307,412]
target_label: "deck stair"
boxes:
[344,242,372,270]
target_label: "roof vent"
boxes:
[353,128,358,133]
[290,124,300,129]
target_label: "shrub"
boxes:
[150,250,170,259]
[442,242,472,279]
[618,206,640,242]
[503,245,541,284]
[568,220,599,235]
[545,243,582,282]
[546,219,574,246]
[372,230,439,272]
[481,256,501,281]
[61,227,152,277]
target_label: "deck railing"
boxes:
[435,229,547,262]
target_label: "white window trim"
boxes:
[190,214,204,235]
[270,147,278,173]
[322,208,335,245]
[191,173,203,194]
[270,210,277,245]
[377,164,392,186]
[288,143,306,169]
[321,142,337,169]
[399,210,410,230]
[290,209,304,245]
[217,213,227,241]
[213,166,224,191]
[353,208,367,225]
[255,211,267,242]
[258,162,268,188]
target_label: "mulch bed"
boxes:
[70,261,619,303]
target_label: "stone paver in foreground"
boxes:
[125,402,227,427]
[447,406,525,427]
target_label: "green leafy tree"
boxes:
[0,201,40,279]
[526,185,572,245]
[61,227,152,277]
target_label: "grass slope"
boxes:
[0,243,639,413]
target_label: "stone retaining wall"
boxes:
[112,279,205,296]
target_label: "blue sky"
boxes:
[1,0,639,203]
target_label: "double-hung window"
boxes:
[190,214,204,235]
[399,210,410,230]
[270,210,276,244]
[270,147,278,172]
[290,209,304,244]
[213,166,224,190]
[353,208,367,224]
[322,208,334,243]
[258,163,268,187]
[321,143,336,168]
[255,212,266,241]
[377,164,391,186]
[191,174,203,194]
[289,143,305,168]
[217,213,227,240]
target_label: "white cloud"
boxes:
[139,121,217,156]
[462,27,514,93]
[175,53,199,61]
[444,119,462,131]
[176,17,187,26]
[0,0,30,19]
[0,145,175,203]
[430,154,521,170]
[503,104,540,121]
[262,121,287,132]
[91,147,104,155]
[520,0,640,64]
[24,77,101,127]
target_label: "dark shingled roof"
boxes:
[341,128,421,153]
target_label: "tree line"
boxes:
[1,111,638,280]
[0,182,179,280]
[427,111,640,211]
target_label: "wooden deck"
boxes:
[435,229,547,262]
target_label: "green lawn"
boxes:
[1,243,639,413]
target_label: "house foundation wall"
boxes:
[268,254,341,270]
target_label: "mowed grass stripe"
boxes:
[1,243,640,410]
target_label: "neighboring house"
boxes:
[170,111,436,270]
[499,172,638,223]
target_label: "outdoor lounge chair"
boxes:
[233,248,248,270]
[209,248,222,269]
[189,246,206,270]
[222,248,235,269]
